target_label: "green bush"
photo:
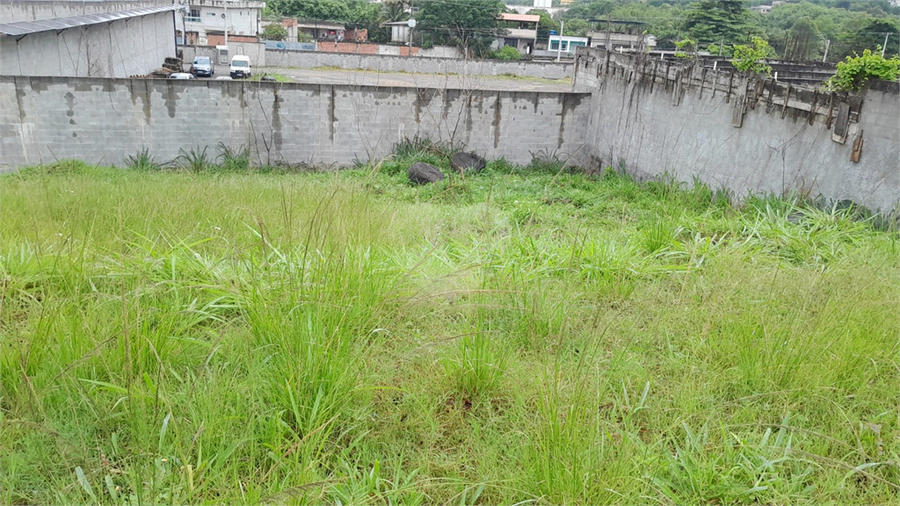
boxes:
[491,45,522,61]
[732,36,773,76]
[825,48,900,92]
[261,23,288,41]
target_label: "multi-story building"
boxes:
[179,0,265,46]
[496,13,539,54]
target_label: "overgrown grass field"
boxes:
[1,153,898,505]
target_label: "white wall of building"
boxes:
[183,0,264,44]
[0,11,175,77]
[0,0,169,23]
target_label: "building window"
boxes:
[190,9,200,18]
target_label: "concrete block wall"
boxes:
[0,76,590,170]
[264,50,574,80]
[575,47,900,214]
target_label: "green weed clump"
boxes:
[1,162,897,505]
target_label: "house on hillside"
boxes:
[180,0,264,46]
[548,34,589,55]
[587,20,656,52]
[0,0,177,77]
[495,13,539,54]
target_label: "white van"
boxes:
[229,55,251,79]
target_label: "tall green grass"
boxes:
[1,161,897,505]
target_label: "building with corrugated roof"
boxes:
[0,0,177,77]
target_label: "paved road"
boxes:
[208,64,575,92]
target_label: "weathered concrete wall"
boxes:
[0,76,590,170]
[576,47,899,213]
[0,11,175,78]
[264,50,574,80]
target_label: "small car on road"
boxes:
[190,56,214,77]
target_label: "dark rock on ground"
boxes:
[450,152,487,173]
[408,162,444,184]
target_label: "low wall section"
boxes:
[0,76,590,170]
[264,50,574,80]
[575,47,899,213]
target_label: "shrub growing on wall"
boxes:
[732,36,773,76]
[825,48,900,92]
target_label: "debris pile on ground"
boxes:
[163,56,182,73]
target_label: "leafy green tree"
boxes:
[836,18,900,59]
[262,23,288,41]
[733,36,773,76]
[783,17,819,61]
[561,1,616,21]
[417,0,504,58]
[382,0,410,23]
[265,0,351,21]
[684,0,754,46]
[526,8,559,42]
[563,18,591,37]
[825,48,900,91]
[562,1,688,50]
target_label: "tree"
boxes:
[563,18,591,37]
[525,9,559,43]
[783,17,819,61]
[836,18,900,59]
[684,0,754,46]
[417,0,504,58]
[262,23,288,41]
[264,0,351,21]
[383,0,410,23]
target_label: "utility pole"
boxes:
[224,0,229,49]
[556,20,564,62]
[883,33,890,57]
[822,39,830,62]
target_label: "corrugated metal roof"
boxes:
[0,5,179,37]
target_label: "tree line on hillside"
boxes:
[262,0,900,62]
[557,0,899,61]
